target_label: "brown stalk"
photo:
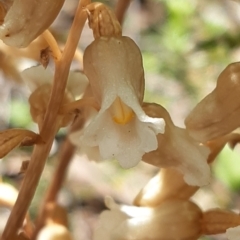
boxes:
[1,0,89,239]
[41,30,62,62]
[115,0,131,25]
[32,116,85,239]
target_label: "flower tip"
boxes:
[104,196,117,209]
[118,156,141,169]
[110,97,134,125]
[226,226,240,240]
[183,161,211,187]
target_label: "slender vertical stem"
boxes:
[115,0,131,25]
[1,0,89,239]
[32,117,84,239]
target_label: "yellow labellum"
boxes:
[110,97,134,124]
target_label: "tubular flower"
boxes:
[93,196,202,240]
[0,0,65,47]
[185,62,240,142]
[142,103,210,186]
[134,168,199,207]
[72,36,165,168]
[22,65,88,128]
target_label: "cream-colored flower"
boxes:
[134,168,199,207]
[185,62,240,142]
[22,65,88,127]
[142,103,210,186]
[71,36,164,168]
[37,223,72,240]
[0,0,65,47]
[93,196,202,240]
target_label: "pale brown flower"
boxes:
[142,103,210,186]
[185,62,240,142]
[0,0,65,47]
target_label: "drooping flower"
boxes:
[0,0,65,47]
[134,168,199,207]
[71,36,165,168]
[93,196,202,240]
[142,103,210,186]
[22,65,88,128]
[185,62,240,142]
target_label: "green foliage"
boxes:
[10,99,32,128]
[214,146,240,191]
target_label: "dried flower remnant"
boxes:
[142,103,210,186]
[71,3,165,168]
[0,0,65,48]
[22,65,88,128]
[185,62,240,142]
[86,2,122,38]
[93,196,202,240]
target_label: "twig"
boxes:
[115,0,131,25]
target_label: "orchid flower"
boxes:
[0,0,65,47]
[93,196,202,240]
[22,65,88,128]
[70,36,165,169]
[185,62,240,142]
[142,103,210,186]
[134,168,199,207]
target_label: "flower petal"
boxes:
[226,226,240,240]
[0,0,65,47]
[22,65,53,92]
[79,109,162,168]
[143,103,210,186]
[185,62,240,142]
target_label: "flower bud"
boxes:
[36,224,72,240]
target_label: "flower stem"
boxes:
[115,0,131,25]
[42,30,62,62]
[1,0,89,239]
[32,116,85,238]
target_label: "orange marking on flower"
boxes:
[110,97,134,124]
